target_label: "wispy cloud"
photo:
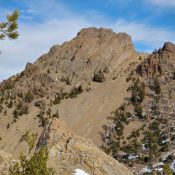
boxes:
[147,0,175,7]
[112,19,175,48]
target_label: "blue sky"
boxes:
[0,0,175,81]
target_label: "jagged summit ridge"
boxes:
[76,27,132,41]
[162,42,175,53]
[34,27,138,88]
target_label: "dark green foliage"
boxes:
[13,101,29,118]
[142,122,161,162]
[7,123,10,129]
[35,100,46,110]
[0,10,19,40]
[114,119,124,136]
[68,85,83,98]
[127,129,140,140]
[122,139,142,155]
[47,69,50,74]
[24,91,34,103]
[134,104,144,120]
[53,93,65,105]
[129,79,145,105]
[9,147,54,175]
[53,86,83,105]
[93,70,106,83]
[152,76,161,94]
[18,105,29,116]
[7,100,13,108]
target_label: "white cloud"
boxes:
[112,19,175,47]
[147,0,175,7]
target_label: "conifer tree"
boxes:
[0,10,19,40]
[153,76,161,94]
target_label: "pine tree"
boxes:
[153,76,161,94]
[0,10,19,40]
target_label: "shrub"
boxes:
[13,101,29,118]
[134,104,144,120]
[152,76,161,94]
[130,79,145,104]
[24,91,34,103]
[93,69,106,83]
[7,100,13,108]
[9,147,54,175]
[53,94,62,105]
[35,100,46,110]
[18,105,29,116]
[68,85,83,98]
[47,69,50,74]
[22,131,37,153]
[7,123,10,129]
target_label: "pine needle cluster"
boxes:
[0,10,19,40]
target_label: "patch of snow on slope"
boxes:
[72,169,90,175]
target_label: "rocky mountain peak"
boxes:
[34,27,138,87]
[162,42,175,53]
[76,27,133,46]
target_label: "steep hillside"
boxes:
[0,27,142,174]
[37,118,133,175]
[0,27,142,146]
[0,118,133,175]
[102,42,175,174]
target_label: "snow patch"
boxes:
[72,169,90,175]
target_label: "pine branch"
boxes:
[0,10,19,40]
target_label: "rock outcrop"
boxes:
[37,118,133,175]
[137,42,175,76]
[35,27,138,85]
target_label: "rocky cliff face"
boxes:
[37,118,133,175]
[35,27,137,86]
[137,42,175,76]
